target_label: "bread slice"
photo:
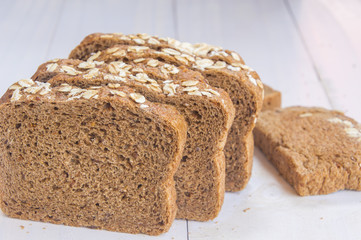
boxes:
[255,84,281,153]
[254,106,361,196]
[262,84,281,111]
[68,33,264,192]
[31,58,235,221]
[0,79,187,235]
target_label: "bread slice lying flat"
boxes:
[254,106,361,196]
[0,79,187,235]
[32,58,235,221]
[68,33,264,192]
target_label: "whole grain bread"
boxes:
[0,79,187,235]
[254,106,361,196]
[68,33,264,192]
[32,58,235,221]
[262,84,281,111]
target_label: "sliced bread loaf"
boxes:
[31,58,235,221]
[262,84,281,111]
[254,106,361,196]
[0,79,187,235]
[68,33,264,192]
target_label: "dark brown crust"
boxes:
[254,106,361,196]
[69,33,246,65]
[68,33,264,191]
[29,58,235,221]
[0,89,12,105]
[0,83,187,235]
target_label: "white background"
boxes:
[0,0,360,239]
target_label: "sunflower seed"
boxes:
[46,63,58,72]
[207,61,226,69]
[107,83,121,89]
[148,84,162,93]
[204,88,220,96]
[187,90,202,96]
[134,38,145,44]
[200,91,212,97]
[18,79,34,88]
[163,83,179,96]
[100,34,113,39]
[148,38,160,45]
[162,48,181,56]
[78,61,95,69]
[134,58,146,63]
[83,68,99,79]
[58,84,73,92]
[130,93,146,103]
[113,49,126,57]
[231,52,241,61]
[147,59,159,67]
[128,46,149,53]
[88,51,101,62]
[11,89,22,102]
[24,86,42,94]
[110,90,126,97]
[299,113,313,118]
[105,47,119,54]
[195,59,214,69]
[227,65,241,71]
[61,66,81,75]
[174,55,189,65]
[182,80,199,87]
[182,86,198,92]
[81,90,98,99]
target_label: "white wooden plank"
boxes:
[47,0,176,60]
[176,0,360,239]
[0,214,186,240]
[0,0,64,96]
[0,0,187,239]
[187,149,361,240]
[176,0,331,109]
[287,0,361,121]
[1,0,360,239]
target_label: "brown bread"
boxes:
[68,33,264,192]
[262,84,281,111]
[0,79,188,235]
[254,106,361,196]
[32,58,235,221]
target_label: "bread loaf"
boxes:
[69,33,264,191]
[254,106,361,196]
[32,57,235,221]
[0,79,187,235]
[262,84,281,111]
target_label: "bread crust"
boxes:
[68,33,264,191]
[254,106,361,196]
[262,84,281,111]
[31,57,235,221]
[0,80,187,235]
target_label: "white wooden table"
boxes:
[0,0,360,239]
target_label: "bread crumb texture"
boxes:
[0,79,188,235]
[68,32,264,192]
[254,106,361,196]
